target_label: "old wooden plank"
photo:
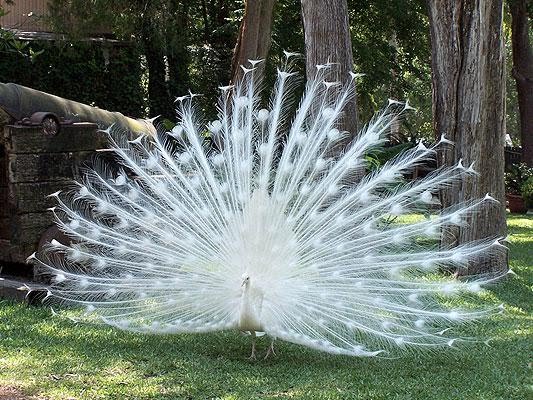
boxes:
[0,143,7,185]
[0,186,10,218]
[0,238,38,264]
[0,210,59,263]
[3,123,107,154]
[0,239,16,262]
[8,151,94,183]
[0,217,9,239]
[8,181,67,214]
[5,211,55,246]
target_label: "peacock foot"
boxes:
[247,342,257,361]
[263,340,276,360]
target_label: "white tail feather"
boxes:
[32,63,506,357]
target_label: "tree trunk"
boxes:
[508,0,533,166]
[230,0,277,84]
[301,0,358,136]
[427,0,507,274]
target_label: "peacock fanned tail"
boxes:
[30,58,508,357]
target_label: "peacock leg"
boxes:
[264,337,276,359]
[248,331,257,360]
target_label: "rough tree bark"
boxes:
[508,0,533,166]
[428,0,507,274]
[301,0,358,135]
[230,0,277,84]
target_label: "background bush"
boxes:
[0,40,145,117]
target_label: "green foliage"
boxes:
[2,0,143,115]
[505,163,533,195]
[0,215,531,399]
[5,0,435,129]
[348,0,432,140]
[265,0,433,143]
[45,0,241,119]
[0,40,145,117]
[0,5,44,62]
[1,0,521,148]
[521,176,533,208]
[171,0,241,119]
[249,0,433,144]
[503,3,521,145]
[365,142,415,171]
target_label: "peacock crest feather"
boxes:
[30,58,507,358]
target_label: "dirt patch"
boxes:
[0,386,31,400]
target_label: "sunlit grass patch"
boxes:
[0,214,531,399]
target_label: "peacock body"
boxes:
[30,59,507,358]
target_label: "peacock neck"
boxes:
[238,279,264,332]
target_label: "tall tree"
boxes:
[301,0,358,135]
[427,1,507,274]
[508,0,533,166]
[230,0,277,83]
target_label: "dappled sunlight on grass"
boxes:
[0,215,531,399]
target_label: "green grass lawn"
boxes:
[0,215,531,400]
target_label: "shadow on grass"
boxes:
[506,225,533,236]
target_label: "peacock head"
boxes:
[241,273,250,287]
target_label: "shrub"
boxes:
[505,163,533,195]
[521,175,533,209]
[0,39,145,117]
